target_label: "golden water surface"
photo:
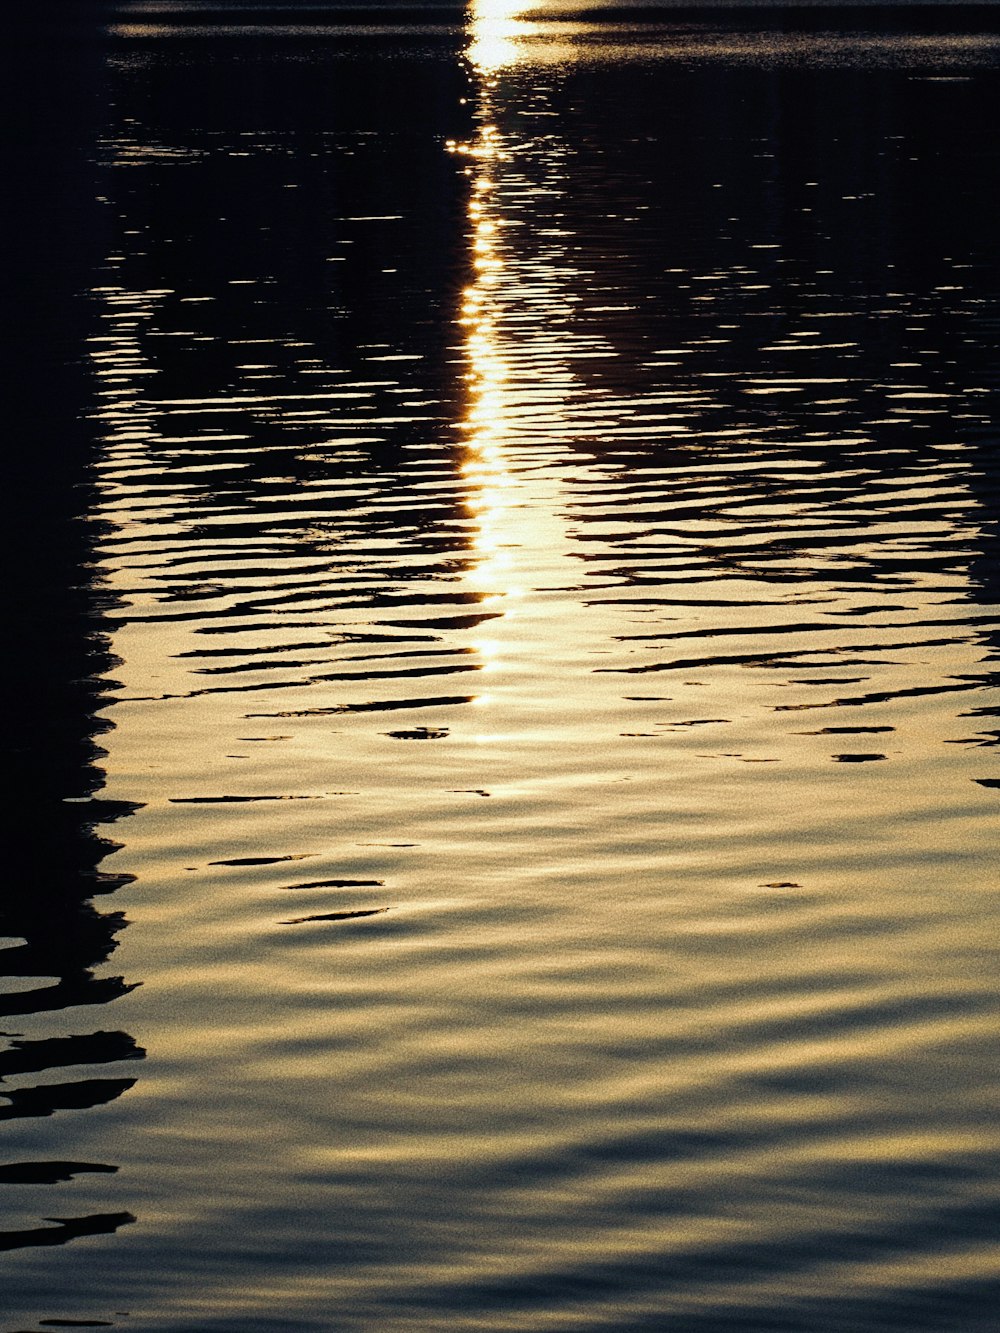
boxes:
[3,5,999,1330]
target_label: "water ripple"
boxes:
[5,11,1000,1331]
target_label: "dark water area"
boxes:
[2,4,999,1330]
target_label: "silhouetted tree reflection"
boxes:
[2,2,142,1258]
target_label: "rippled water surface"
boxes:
[4,4,1000,1330]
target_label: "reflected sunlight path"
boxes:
[454,0,611,726]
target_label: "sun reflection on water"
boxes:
[452,108,529,730]
[453,1,608,715]
[450,99,525,670]
[467,0,545,74]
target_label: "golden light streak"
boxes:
[454,94,524,688]
[467,0,544,73]
[455,3,589,718]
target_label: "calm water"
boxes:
[4,4,1000,1329]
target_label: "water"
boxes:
[3,4,1000,1329]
